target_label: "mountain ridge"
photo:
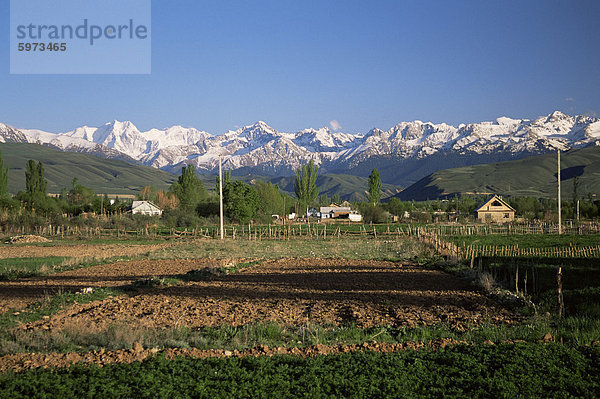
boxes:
[2,111,599,186]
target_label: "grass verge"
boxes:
[0,288,119,354]
[3,317,598,356]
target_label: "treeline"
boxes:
[383,195,600,223]
[0,149,598,231]
[140,165,298,227]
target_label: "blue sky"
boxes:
[1,0,599,134]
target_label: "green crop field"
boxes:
[2,344,600,398]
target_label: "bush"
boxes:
[359,204,387,224]
[196,199,219,218]
[162,209,202,228]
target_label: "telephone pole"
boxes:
[219,155,224,240]
[557,149,562,235]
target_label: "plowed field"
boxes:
[5,257,514,330]
[1,244,518,371]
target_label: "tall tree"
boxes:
[140,185,154,201]
[156,190,180,210]
[216,170,232,193]
[318,193,330,206]
[223,180,260,223]
[37,162,47,195]
[25,160,46,196]
[68,177,96,207]
[256,181,284,217]
[294,160,319,216]
[170,165,207,211]
[21,160,54,212]
[368,168,382,205]
[0,150,8,197]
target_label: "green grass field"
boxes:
[0,257,67,280]
[0,142,176,195]
[398,145,600,200]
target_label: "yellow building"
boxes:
[475,195,515,223]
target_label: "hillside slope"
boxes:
[0,143,401,200]
[266,174,402,202]
[0,143,177,195]
[396,145,600,200]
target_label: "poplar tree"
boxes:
[294,160,319,216]
[25,160,46,196]
[368,168,382,205]
[170,165,207,211]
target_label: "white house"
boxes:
[348,212,363,222]
[319,205,352,219]
[319,204,362,221]
[131,201,163,216]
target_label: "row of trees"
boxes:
[134,161,386,226]
[1,148,598,227]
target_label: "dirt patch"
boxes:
[14,258,516,333]
[0,258,219,312]
[0,339,465,373]
[0,242,175,260]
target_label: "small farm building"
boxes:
[475,195,515,223]
[319,204,362,221]
[131,201,163,216]
[319,204,352,219]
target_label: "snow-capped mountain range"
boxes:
[1,111,599,186]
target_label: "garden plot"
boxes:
[11,258,515,334]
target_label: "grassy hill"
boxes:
[265,174,402,201]
[199,173,402,201]
[396,145,600,201]
[0,143,177,195]
[0,143,402,200]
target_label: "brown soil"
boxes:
[0,242,174,260]
[0,258,217,312]
[0,339,467,373]
[7,258,515,332]
[1,256,519,371]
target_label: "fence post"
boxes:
[515,264,519,294]
[557,266,564,317]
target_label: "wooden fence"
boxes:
[412,228,600,260]
[463,244,600,259]
[0,223,406,241]
[403,221,600,237]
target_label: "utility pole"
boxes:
[219,155,224,240]
[557,149,562,235]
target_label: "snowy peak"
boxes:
[293,127,357,151]
[2,111,599,178]
[237,121,278,141]
[0,123,29,143]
